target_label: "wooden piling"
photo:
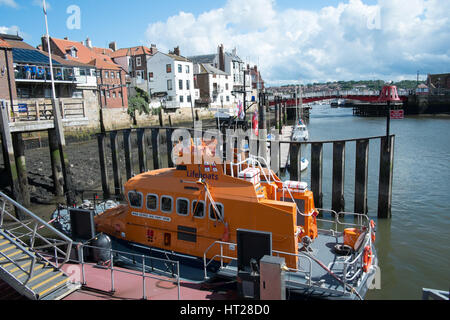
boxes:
[354,139,369,214]
[288,142,301,181]
[109,131,122,197]
[166,128,174,168]
[123,129,133,180]
[378,135,395,218]
[52,98,75,205]
[158,108,164,127]
[97,133,110,199]
[332,141,345,213]
[270,130,280,174]
[151,128,162,170]
[11,132,30,207]
[310,142,323,209]
[48,129,64,196]
[137,128,147,173]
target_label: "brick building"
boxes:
[41,36,128,109]
[0,37,16,105]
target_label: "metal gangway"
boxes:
[0,191,80,300]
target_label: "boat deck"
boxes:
[61,263,234,300]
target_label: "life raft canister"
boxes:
[363,245,373,273]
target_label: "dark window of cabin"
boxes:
[128,191,143,208]
[146,194,158,211]
[192,201,205,218]
[209,203,224,221]
[161,196,173,213]
[176,198,189,216]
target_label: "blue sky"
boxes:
[1,0,449,85]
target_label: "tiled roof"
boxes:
[187,54,216,64]
[49,37,123,70]
[200,63,229,76]
[110,46,152,58]
[165,53,191,62]
[0,38,11,49]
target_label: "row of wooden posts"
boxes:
[97,125,394,218]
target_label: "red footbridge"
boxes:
[268,87,410,107]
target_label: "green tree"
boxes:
[128,87,150,126]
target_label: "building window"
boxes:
[180,95,184,103]
[187,95,191,103]
[105,71,109,78]
[178,64,182,73]
[166,64,172,73]
[111,72,115,79]
[146,194,158,211]
[226,96,230,102]
[225,83,229,90]
[186,65,190,74]
[106,91,110,98]
[116,72,120,79]
[161,196,173,213]
[119,91,122,98]
[136,57,141,67]
[70,48,77,58]
[149,72,154,81]
[167,79,172,91]
[179,79,183,90]
[176,198,189,216]
[112,91,116,98]
[186,80,190,90]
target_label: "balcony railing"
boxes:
[14,64,77,83]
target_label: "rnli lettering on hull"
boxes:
[132,211,171,222]
[187,170,218,181]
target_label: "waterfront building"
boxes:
[146,47,198,109]
[188,45,250,107]
[193,63,234,108]
[108,43,157,94]
[41,36,128,109]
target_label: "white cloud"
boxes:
[0,25,20,35]
[0,0,18,8]
[144,0,450,85]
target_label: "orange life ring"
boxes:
[370,220,376,242]
[363,245,373,273]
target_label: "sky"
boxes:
[0,0,449,86]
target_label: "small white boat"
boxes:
[292,120,309,142]
[300,157,309,171]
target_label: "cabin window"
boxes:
[128,191,143,209]
[192,200,205,218]
[146,194,158,211]
[161,196,173,213]
[176,198,189,216]
[209,203,224,221]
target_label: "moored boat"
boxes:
[93,138,379,299]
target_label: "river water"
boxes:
[286,104,450,300]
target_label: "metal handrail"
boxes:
[203,240,237,279]
[76,243,181,300]
[0,192,73,271]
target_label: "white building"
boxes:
[193,63,234,108]
[146,50,197,109]
[188,45,250,107]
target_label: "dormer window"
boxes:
[66,47,78,58]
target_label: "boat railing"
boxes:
[315,208,370,233]
[315,209,374,289]
[40,241,182,300]
[0,191,73,284]
[271,250,313,286]
[203,240,237,280]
